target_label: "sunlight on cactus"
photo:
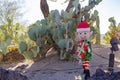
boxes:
[19,0,102,60]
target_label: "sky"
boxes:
[23,0,120,34]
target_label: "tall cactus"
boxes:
[88,10,101,44]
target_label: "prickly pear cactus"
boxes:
[25,20,53,59]
[19,41,39,60]
[47,9,75,60]
[20,0,102,60]
[0,38,11,54]
[19,41,27,53]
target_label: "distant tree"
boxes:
[0,0,24,25]
[103,17,120,44]
[0,0,25,42]
[0,0,27,55]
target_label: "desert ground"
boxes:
[0,44,120,80]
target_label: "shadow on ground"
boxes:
[0,45,120,80]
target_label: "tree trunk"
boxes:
[66,0,75,12]
[40,0,49,18]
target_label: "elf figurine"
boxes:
[75,20,92,80]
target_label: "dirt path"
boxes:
[0,45,120,80]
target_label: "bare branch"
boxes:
[40,0,49,18]
[66,0,75,12]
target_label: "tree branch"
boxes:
[66,0,75,12]
[40,0,49,18]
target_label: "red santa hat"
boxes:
[77,20,90,32]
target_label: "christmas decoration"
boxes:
[75,20,92,80]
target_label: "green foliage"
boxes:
[22,46,39,60]
[19,40,40,60]
[28,28,36,41]
[54,10,61,26]
[84,13,90,20]
[108,17,116,28]
[19,0,102,60]
[0,39,11,54]
[88,10,100,44]
[104,25,120,44]
[21,20,53,59]
[48,9,74,47]
[65,53,72,61]
[57,38,73,51]
[28,20,49,47]
[57,39,65,49]
[89,0,102,5]
[23,51,34,59]
[0,0,27,55]
[73,0,81,14]
[19,41,27,53]
[103,17,120,44]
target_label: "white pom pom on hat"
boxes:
[77,20,90,32]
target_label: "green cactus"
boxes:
[84,13,90,20]
[94,10,98,17]
[19,41,27,53]
[23,20,53,59]
[96,0,102,5]
[19,40,40,60]
[47,9,76,59]
[0,38,11,54]
[61,10,73,21]
[28,28,37,41]
[36,37,43,47]
[57,39,66,50]
[54,9,61,26]
[66,38,73,51]
[21,0,102,60]
[108,17,116,27]
[73,0,81,14]
[23,51,34,60]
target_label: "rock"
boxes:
[95,68,105,77]
[15,64,28,73]
[0,67,29,80]
[89,68,120,80]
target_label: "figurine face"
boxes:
[77,30,92,40]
